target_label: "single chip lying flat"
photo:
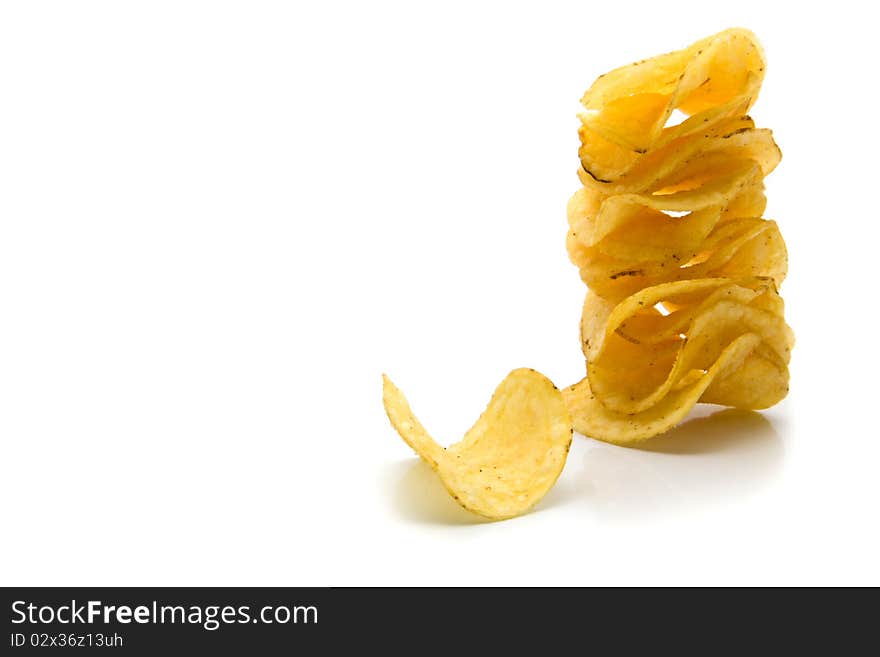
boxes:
[382,369,572,520]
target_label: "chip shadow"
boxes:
[550,407,786,519]
[386,459,485,526]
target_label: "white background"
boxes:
[1,1,877,586]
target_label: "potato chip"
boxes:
[578,28,766,183]
[564,28,793,444]
[568,125,786,301]
[563,332,764,445]
[577,276,792,417]
[382,369,572,520]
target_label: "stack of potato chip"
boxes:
[383,29,795,520]
[563,28,794,444]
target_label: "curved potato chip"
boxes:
[580,278,793,416]
[579,121,782,195]
[382,369,572,520]
[567,155,786,301]
[568,114,785,302]
[568,218,787,302]
[579,28,766,182]
[564,333,762,445]
[571,161,765,251]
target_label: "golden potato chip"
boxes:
[578,277,793,415]
[578,28,766,183]
[563,333,764,445]
[564,28,792,444]
[382,369,572,520]
[567,160,787,301]
[568,110,785,302]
